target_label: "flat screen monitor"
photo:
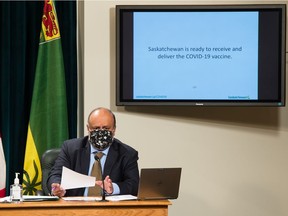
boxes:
[116,4,286,106]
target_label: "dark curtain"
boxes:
[0,0,77,195]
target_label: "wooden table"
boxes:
[0,199,171,216]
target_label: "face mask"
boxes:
[89,129,113,151]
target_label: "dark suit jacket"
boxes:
[47,136,139,196]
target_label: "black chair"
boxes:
[41,148,61,195]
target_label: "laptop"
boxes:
[137,167,182,200]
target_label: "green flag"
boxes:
[23,0,69,195]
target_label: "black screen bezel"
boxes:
[116,4,286,106]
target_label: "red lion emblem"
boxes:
[42,0,59,38]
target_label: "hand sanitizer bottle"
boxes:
[10,172,23,203]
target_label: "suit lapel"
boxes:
[103,141,118,176]
[78,138,91,175]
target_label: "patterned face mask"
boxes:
[89,129,113,150]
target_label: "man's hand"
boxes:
[51,183,66,197]
[96,175,114,194]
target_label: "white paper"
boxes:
[62,197,101,201]
[61,195,137,202]
[106,195,137,201]
[0,196,10,203]
[23,195,59,201]
[61,166,96,190]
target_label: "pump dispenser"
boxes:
[10,172,23,203]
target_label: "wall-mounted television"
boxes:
[116,4,286,106]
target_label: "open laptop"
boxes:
[137,167,182,200]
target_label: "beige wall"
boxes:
[83,1,288,215]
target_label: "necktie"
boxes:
[88,152,104,196]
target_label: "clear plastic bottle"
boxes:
[10,172,23,203]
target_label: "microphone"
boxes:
[94,154,108,202]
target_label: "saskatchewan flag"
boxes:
[23,0,69,195]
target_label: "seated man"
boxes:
[47,107,139,197]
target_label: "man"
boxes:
[47,107,139,197]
